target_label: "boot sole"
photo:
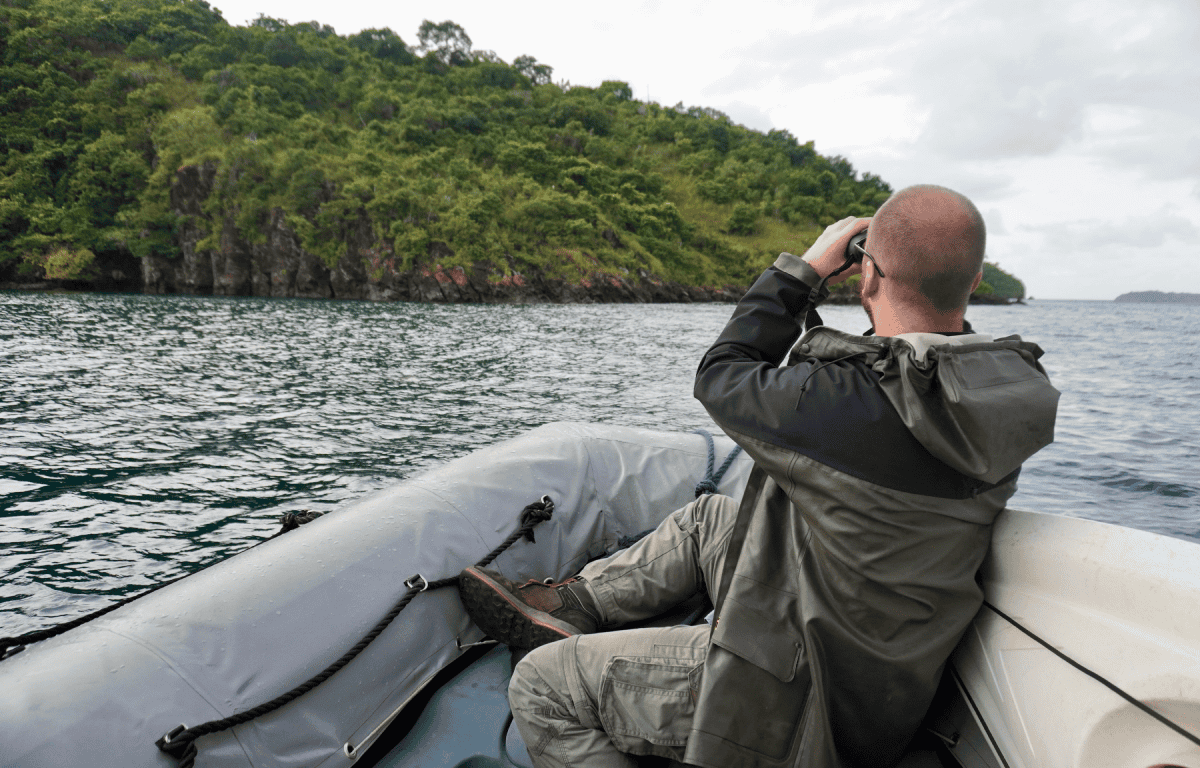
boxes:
[458,567,583,649]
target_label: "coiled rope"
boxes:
[615,431,742,550]
[156,496,556,768]
[0,509,326,661]
[691,429,743,498]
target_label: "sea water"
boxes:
[1,292,1197,634]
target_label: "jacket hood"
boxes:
[793,327,1060,484]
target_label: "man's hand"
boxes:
[800,216,872,284]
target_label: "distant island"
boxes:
[1115,291,1200,304]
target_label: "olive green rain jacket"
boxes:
[688,255,1060,768]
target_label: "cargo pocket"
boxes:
[598,657,699,758]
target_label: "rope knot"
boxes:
[278,509,323,534]
[156,724,198,763]
[518,496,555,543]
[690,429,743,498]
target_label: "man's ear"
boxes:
[970,270,983,293]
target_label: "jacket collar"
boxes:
[793,326,996,368]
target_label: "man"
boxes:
[459,185,1060,767]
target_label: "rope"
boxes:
[613,434,742,551]
[691,429,742,498]
[498,711,533,768]
[982,600,1200,748]
[156,496,556,767]
[0,510,326,661]
[275,509,325,534]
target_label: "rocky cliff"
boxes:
[136,164,743,304]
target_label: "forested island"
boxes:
[0,0,1025,304]
[1114,291,1200,304]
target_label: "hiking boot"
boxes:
[458,566,601,650]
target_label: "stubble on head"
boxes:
[866,184,987,318]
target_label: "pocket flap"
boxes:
[711,599,804,682]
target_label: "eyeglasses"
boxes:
[850,241,886,278]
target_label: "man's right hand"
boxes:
[800,216,871,285]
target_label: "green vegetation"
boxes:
[0,0,881,294]
[979,262,1025,301]
[0,0,1015,302]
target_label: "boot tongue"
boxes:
[518,582,567,613]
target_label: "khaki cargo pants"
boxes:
[508,493,738,768]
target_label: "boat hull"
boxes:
[0,423,751,767]
[940,508,1200,767]
[3,422,1197,768]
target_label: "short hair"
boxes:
[870,185,986,313]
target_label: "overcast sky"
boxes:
[212,0,1199,300]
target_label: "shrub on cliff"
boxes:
[727,203,760,236]
[20,246,98,281]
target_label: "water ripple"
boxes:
[1,293,1198,633]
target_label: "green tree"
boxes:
[348,28,413,65]
[513,55,552,85]
[417,20,471,65]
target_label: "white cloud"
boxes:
[984,208,1008,237]
[1085,107,1200,184]
[717,0,1200,173]
[718,101,776,132]
[1026,208,1199,253]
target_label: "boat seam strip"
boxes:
[982,600,1200,748]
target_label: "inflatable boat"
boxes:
[1,423,1197,768]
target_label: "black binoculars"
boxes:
[846,230,868,263]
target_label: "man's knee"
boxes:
[675,493,738,535]
[510,641,572,716]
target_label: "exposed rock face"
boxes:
[137,164,744,304]
[143,163,335,299]
[252,210,334,299]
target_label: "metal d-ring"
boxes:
[162,724,187,744]
[404,574,429,592]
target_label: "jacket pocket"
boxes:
[598,657,699,757]
[697,644,813,761]
[711,595,804,682]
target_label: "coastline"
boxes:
[0,270,746,304]
[0,270,1018,306]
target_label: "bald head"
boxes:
[868,185,986,313]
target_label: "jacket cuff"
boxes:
[772,252,821,287]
